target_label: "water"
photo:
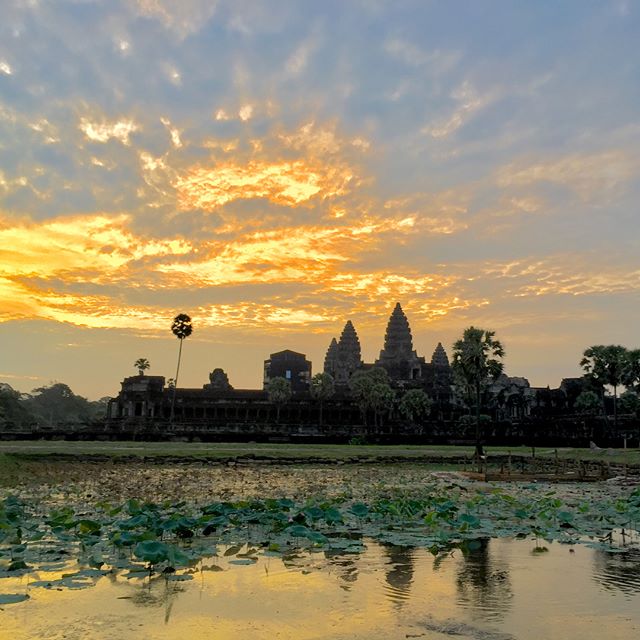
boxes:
[2,538,639,639]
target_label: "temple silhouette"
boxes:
[104,302,633,446]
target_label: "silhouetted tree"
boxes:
[170,313,193,421]
[452,327,504,462]
[25,382,93,426]
[399,388,433,426]
[310,372,335,425]
[266,376,291,422]
[574,390,601,415]
[581,345,628,430]
[0,383,33,428]
[349,367,393,428]
[619,390,639,416]
[622,349,640,393]
[134,358,150,376]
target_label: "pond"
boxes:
[2,538,640,639]
[1,464,640,639]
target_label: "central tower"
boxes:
[375,302,425,382]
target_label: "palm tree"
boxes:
[266,377,292,423]
[134,358,150,376]
[170,313,193,422]
[580,345,628,431]
[310,373,335,425]
[451,327,505,464]
[349,367,392,428]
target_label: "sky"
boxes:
[1,0,639,400]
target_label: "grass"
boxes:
[0,440,638,462]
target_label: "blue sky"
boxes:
[1,0,638,398]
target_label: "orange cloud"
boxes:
[174,159,353,210]
[0,213,191,281]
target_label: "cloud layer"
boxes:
[1,0,639,395]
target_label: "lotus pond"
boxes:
[1,463,640,639]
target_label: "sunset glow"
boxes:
[1,1,638,397]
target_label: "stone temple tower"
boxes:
[324,320,363,385]
[376,303,425,382]
[431,342,450,368]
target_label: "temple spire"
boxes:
[323,338,339,376]
[431,342,450,368]
[337,320,362,371]
[378,302,414,362]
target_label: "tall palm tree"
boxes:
[310,373,335,425]
[170,313,193,422]
[451,327,505,464]
[266,377,292,423]
[580,345,628,431]
[134,358,150,376]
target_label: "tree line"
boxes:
[0,382,108,428]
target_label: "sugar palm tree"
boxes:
[451,327,504,464]
[580,345,628,430]
[266,377,292,423]
[170,313,193,422]
[310,373,335,425]
[134,358,150,376]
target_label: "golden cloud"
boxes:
[0,213,191,282]
[174,159,353,210]
[79,117,139,145]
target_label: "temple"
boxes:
[323,303,453,401]
[103,302,614,446]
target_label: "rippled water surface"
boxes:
[2,538,640,640]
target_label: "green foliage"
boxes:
[451,327,504,458]
[349,368,394,425]
[574,390,602,414]
[23,383,96,426]
[265,377,292,405]
[265,377,292,422]
[618,391,639,415]
[622,349,640,392]
[2,483,640,594]
[451,327,505,401]
[0,384,32,428]
[399,389,433,423]
[309,373,335,402]
[581,345,630,424]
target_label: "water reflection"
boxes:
[1,539,639,640]
[382,544,415,606]
[593,547,640,596]
[455,538,513,621]
[324,549,360,590]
